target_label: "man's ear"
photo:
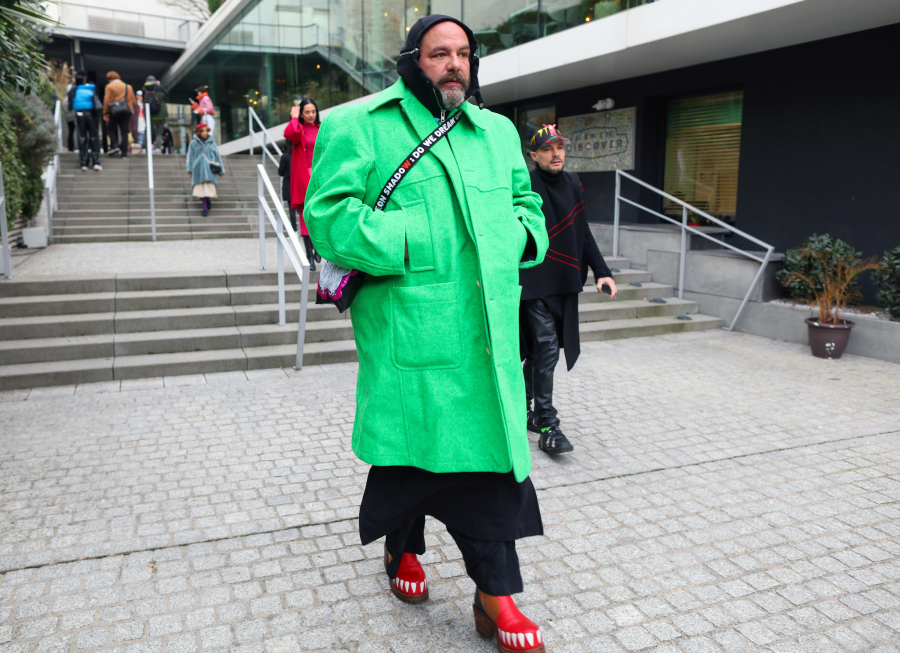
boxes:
[529,152,537,161]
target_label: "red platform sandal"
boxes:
[473,589,545,652]
[383,545,428,602]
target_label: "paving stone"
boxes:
[1,332,900,653]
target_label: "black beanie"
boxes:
[396,14,484,119]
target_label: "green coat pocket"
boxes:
[390,281,462,370]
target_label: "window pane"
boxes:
[663,91,743,224]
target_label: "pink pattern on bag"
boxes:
[317,269,358,301]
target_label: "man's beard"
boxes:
[437,71,469,109]
[537,158,564,174]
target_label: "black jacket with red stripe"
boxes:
[519,168,611,301]
[519,168,612,370]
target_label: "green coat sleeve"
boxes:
[505,120,547,269]
[304,107,407,277]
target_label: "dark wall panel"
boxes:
[496,23,900,265]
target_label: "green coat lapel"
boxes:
[398,90,476,241]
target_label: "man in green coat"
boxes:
[305,15,550,653]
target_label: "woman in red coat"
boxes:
[284,98,321,266]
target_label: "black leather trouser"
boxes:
[75,112,100,167]
[522,298,560,429]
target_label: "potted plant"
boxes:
[873,246,900,321]
[777,234,881,360]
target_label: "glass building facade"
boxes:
[171,0,653,142]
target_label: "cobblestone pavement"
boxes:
[2,330,900,653]
[11,240,282,277]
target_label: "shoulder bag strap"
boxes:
[373,110,464,212]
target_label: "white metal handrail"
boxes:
[248,106,283,172]
[613,169,774,331]
[145,99,157,241]
[44,100,63,246]
[257,163,311,370]
[1,160,11,280]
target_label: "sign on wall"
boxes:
[558,108,636,172]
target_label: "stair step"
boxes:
[0,357,114,390]
[579,314,724,341]
[578,297,698,322]
[580,281,674,303]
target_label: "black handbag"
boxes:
[108,98,131,117]
[209,162,223,175]
[316,111,463,313]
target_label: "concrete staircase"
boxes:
[0,258,722,390]
[53,153,280,242]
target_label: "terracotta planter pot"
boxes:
[805,317,854,359]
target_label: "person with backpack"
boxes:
[142,75,168,151]
[67,72,102,171]
[103,71,135,157]
[186,122,225,217]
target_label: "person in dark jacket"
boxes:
[277,144,315,270]
[519,124,618,455]
[67,72,102,171]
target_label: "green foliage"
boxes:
[0,110,26,228]
[873,246,900,321]
[776,233,861,302]
[0,0,55,102]
[777,233,881,324]
[207,0,221,14]
[0,88,57,226]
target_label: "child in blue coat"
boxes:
[186,123,225,216]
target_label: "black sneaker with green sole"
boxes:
[539,425,574,455]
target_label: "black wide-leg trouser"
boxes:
[385,516,523,597]
[522,298,561,429]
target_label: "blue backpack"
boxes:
[73,84,96,111]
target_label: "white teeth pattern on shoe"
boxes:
[518,633,525,648]
[525,633,534,647]
[498,630,505,644]
[537,629,542,644]
[404,581,410,592]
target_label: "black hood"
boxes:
[396,14,484,119]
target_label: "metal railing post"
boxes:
[45,158,55,245]
[727,247,774,331]
[262,127,266,168]
[256,164,310,369]
[612,170,621,258]
[613,169,777,332]
[295,262,308,370]
[678,205,687,300]
[146,99,156,242]
[249,111,254,156]
[277,215,286,327]
[258,168,266,270]
[0,161,11,280]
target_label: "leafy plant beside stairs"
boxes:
[873,246,900,321]
[777,234,880,324]
[0,84,57,229]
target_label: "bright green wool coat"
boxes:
[305,79,548,482]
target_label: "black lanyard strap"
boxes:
[374,110,463,212]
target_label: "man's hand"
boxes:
[597,277,617,298]
[187,172,192,177]
[290,105,301,119]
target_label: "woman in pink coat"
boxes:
[283,97,320,265]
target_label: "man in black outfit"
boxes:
[520,124,618,455]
